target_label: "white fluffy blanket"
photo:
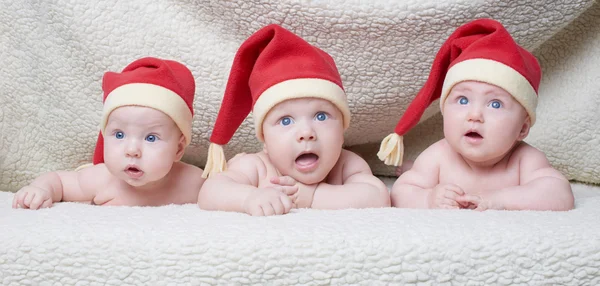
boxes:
[2,0,600,192]
[1,182,599,285]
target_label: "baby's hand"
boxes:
[12,185,54,210]
[270,176,300,202]
[243,187,295,216]
[458,194,500,211]
[428,183,465,209]
[395,160,414,177]
[270,176,317,209]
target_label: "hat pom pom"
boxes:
[202,143,228,178]
[377,133,404,167]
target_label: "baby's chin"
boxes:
[461,151,509,166]
[288,170,328,185]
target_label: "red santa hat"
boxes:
[202,24,350,178]
[92,57,195,164]
[378,18,541,166]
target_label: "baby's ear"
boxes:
[175,134,186,161]
[262,143,268,154]
[517,116,531,141]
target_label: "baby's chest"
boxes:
[440,166,520,195]
[92,188,147,206]
[93,185,196,206]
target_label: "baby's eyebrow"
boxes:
[452,86,471,93]
[142,123,172,131]
[483,89,511,98]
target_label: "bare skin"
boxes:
[13,106,205,209]
[392,81,573,211]
[198,98,390,216]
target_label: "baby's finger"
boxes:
[40,198,53,209]
[271,200,285,215]
[248,205,264,216]
[443,191,461,201]
[260,203,276,216]
[23,192,36,208]
[280,195,293,213]
[457,194,480,205]
[29,194,45,210]
[442,204,459,210]
[15,192,27,209]
[281,185,299,196]
[445,184,465,196]
[12,193,20,209]
[270,176,296,186]
[443,198,459,207]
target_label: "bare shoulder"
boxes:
[509,142,570,186]
[76,163,113,187]
[412,139,448,168]
[216,152,267,186]
[512,142,567,176]
[173,161,205,187]
[425,139,452,155]
[511,141,545,157]
[340,149,371,173]
[227,152,269,173]
[339,149,367,163]
[510,142,552,168]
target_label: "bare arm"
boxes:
[310,151,390,209]
[197,154,261,212]
[13,164,102,209]
[197,153,296,216]
[390,141,443,208]
[488,145,574,211]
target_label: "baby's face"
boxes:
[442,81,530,164]
[261,98,345,184]
[103,106,184,187]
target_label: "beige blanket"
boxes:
[1,0,599,192]
[1,182,599,284]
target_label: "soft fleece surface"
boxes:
[1,182,599,285]
[2,0,600,193]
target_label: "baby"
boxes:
[378,19,574,211]
[198,24,390,216]
[13,57,205,209]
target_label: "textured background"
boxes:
[1,0,599,192]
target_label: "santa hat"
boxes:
[92,57,195,165]
[378,18,541,166]
[202,24,350,178]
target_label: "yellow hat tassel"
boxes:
[201,143,227,178]
[377,133,404,167]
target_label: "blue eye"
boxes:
[280,117,293,126]
[315,112,328,121]
[145,135,157,142]
[115,131,124,139]
[490,100,502,109]
[458,97,469,105]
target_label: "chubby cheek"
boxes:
[442,119,461,142]
[144,148,177,171]
[102,143,123,169]
[266,145,295,171]
[489,130,520,154]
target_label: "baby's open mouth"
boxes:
[295,153,319,166]
[127,166,141,172]
[124,165,144,178]
[465,131,483,139]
